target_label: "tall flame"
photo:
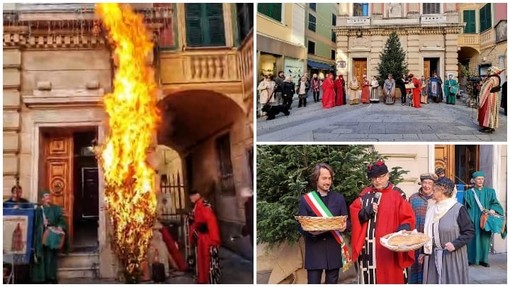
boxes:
[95,3,160,282]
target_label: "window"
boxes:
[331,49,336,60]
[332,13,337,26]
[216,133,235,196]
[308,40,315,55]
[479,4,492,32]
[309,3,316,11]
[353,3,369,17]
[185,3,225,47]
[308,14,316,32]
[236,3,253,42]
[463,10,476,33]
[258,3,282,22]
[331,31,336,42]
[423,3,440,14]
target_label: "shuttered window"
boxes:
[308,14,316,32]
[258,3,282,22]
[423,3,440,14]
[236,3,253,42]
[479,4,492,32]
[463,10,476,33]
[185,3,225,47]
[216,133,235,196]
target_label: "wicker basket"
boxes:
[380,230,430,252]
[295,216,347,231]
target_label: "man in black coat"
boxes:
[298,163,350,284]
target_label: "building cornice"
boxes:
[335,24,464,37]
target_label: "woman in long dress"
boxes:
[370,76,379,102]
[422,178,475,284]
[361,75,370,104]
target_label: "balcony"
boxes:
[458,34,480,49]
[480,28,496,48]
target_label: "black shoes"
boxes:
[479,127,495,133]
[480,262,490,267]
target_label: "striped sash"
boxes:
[304,191,352,271]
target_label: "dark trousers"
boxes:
[283,95,293,108]
[43,247,58,282]
[313,91,320,102]
[307,268,340,284]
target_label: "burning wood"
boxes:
[95,3,160,283]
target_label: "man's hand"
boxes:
[338,224,347,232]
[309,231,326,236]
[418,254,425,264]
[489,209,496,215]
[372,203,379,214]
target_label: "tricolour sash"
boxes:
[304,191,352,271]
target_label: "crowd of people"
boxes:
[297,161,505,284]
[258,66,506,134]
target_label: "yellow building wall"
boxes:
[257,4,295,44]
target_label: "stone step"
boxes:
[58,252,99,269]
[57,266,100,280]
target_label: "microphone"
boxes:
[374,192,381,203]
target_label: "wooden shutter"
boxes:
[271,4,282,22]
[185,4,203,47]
[463,10,476,33]
[207,4,225,46]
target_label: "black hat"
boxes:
[435,167,445,176]
[435,177,455,191]
[189,189,199,196]
[367,160,389,179]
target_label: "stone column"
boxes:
[407,31,422,75]
[445,31,459,78]
[335,32,349,76]
[3,48,22,197]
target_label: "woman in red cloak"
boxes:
[410,73,421,108]
[334,75,345,106]
[361,75,370,104]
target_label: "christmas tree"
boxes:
[377,31,409,85]
[257,145,408,247]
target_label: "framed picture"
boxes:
[3,207,36,264]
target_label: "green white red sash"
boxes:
[303,191,352,271]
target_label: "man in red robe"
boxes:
[188,190,221,283]
[321,72,335,108]
[350,160,415,284]
[334,75,345,106]
[410,73,421,108]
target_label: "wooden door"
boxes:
[353,58,367,85]
[42,133,74,243]
[424,59,431,79]
[435,145,455,180]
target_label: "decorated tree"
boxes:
[377,31,409,85]
[257,145,408,247]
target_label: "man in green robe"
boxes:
[31,192,68,283]
[463,171,506,267]
[443,74,458,105]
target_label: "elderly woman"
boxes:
[422,178,475,284]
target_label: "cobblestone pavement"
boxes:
[257,96,507,142]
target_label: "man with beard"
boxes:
[408,173,437,284]
[350,160,415,284]
[297,163,351,284]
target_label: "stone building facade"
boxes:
[334,3,464,84]
[3,3,253,279]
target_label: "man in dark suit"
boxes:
[298,163,350,284]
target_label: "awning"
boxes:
[307,60,333,70]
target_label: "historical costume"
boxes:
[383,75,396,104]
[188,193,221,284]
[297,76,310,108]
[428,74,443,103]
[274,72,285,105]
[31,193,68,284]
[311,74,321,103]
[370,77,379,102]
[321,73,335,109]
[334,75,345,106]
[349,161,415,284]
[444,74,459,105]
[348,77,360,105]
[398,77,407,105]
[408,173,436,284]
[420,76,428,104]
[361,76,370,104]
[423,179,474,284]
[478,66,504,133]
[463,171,506,267]
[297,163,351,284]
[410,74,421,108]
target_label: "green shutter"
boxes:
[185,3,225,47]
[480,4,492,32]
[271,4,282,22]
[464,10,476,33]
[185,4,203,46]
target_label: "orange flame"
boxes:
[95,3,160,281]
